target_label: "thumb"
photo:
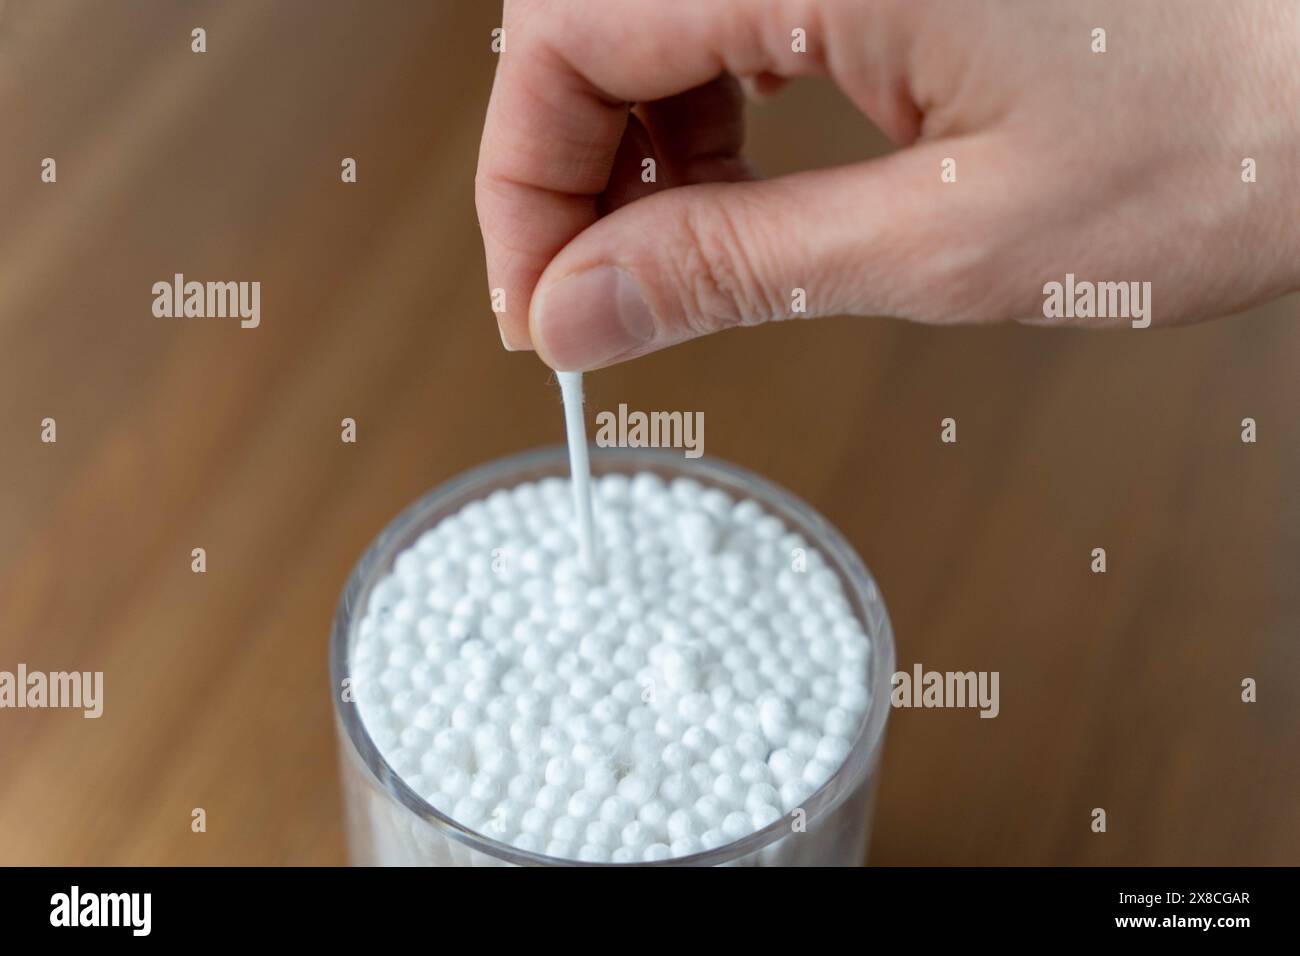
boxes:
[528,139,1009,371]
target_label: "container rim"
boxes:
[330,445,895,866]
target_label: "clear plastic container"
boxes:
[331,446,895,866]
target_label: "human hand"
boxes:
[476,0,1300,370]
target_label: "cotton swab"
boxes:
[557,371,599,577]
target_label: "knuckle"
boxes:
[668,197,777,335]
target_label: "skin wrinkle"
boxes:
[673,188,769,336]
[477,178,590,253]
[511,51,626,192]
[727,185,792,325]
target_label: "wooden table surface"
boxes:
[1,1,1296,866]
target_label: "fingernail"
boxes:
[533,267,656,370]
[498,321,516,351]
[738,76,765,103]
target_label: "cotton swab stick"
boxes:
[557,371,599,577]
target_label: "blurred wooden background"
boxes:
[1,1,1296,865]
